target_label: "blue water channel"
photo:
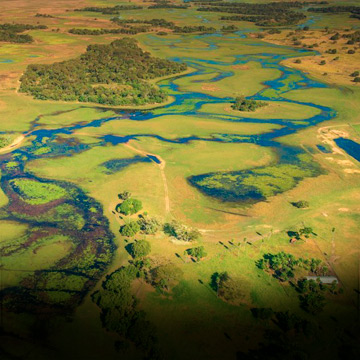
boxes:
[0,32,338,201]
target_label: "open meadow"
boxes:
[0,1,360,359]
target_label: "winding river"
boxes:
[0,32,338,314]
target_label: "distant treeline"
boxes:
[112,17,216,33]
[19,38,187,106]
[308,5,360,19]
[74,5,143,14]
[69,26,150,35]
[197,1,326,26]
[35,13,55,18]
[148,2,189,9]
[0,23,47,43]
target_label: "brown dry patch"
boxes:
[344,169,360,174]
[263,29,360,86]
[0,0,88,21]
[231,65,249,70]
[201,83,220,92]
[0,72,21,90]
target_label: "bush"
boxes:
[120,221,140,237]
[185,246,207,261]
[117,198,143,215]
[118,191,131,200]
[163,220,201,242]
[291,200,309,208]
[138,215,160,235]
[354,77,360,83]
[348,49,355,54]
[350,71,359,77]
[129,240,151,259]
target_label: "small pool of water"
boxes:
[334,137,360,162]
[317,144,332,153]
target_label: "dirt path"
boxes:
[123,141,171,215]
[0,134,27,154]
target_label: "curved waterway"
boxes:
[0,32,338,315]
[0,33,337,201]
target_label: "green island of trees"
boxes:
[0,23,47,43]
[74,5,143,14]
[231,96,268,112]
[19,38,187,106]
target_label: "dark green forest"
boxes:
[19,38,187,106]
[0,23,47,43]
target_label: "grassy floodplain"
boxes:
[0,1,360,359]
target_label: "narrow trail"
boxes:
[123,141,171,215]
[0,134,27,154]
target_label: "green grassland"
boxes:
[0,1,360,359]
[201,101,321,121]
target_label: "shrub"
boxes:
[118,191,131,200]
[291,200,309,208]
[138,215,160,235]
[185,246,207,261]
[163,220,201,242]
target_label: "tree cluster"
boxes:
[256,252,330,282]
[74,5,142,14]
[19,38,187,106]
[92,266,161,358]
[231,96,268,112]
[0,23,47,43]
[69,26,150,36]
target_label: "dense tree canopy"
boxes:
[19,38,187,106]
[0,23,47,43]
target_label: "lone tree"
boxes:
[129,240,151,259]
[120,221,140,237]
[151,263,183,291]
[117,198,143,215]
[211,272,243,302]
